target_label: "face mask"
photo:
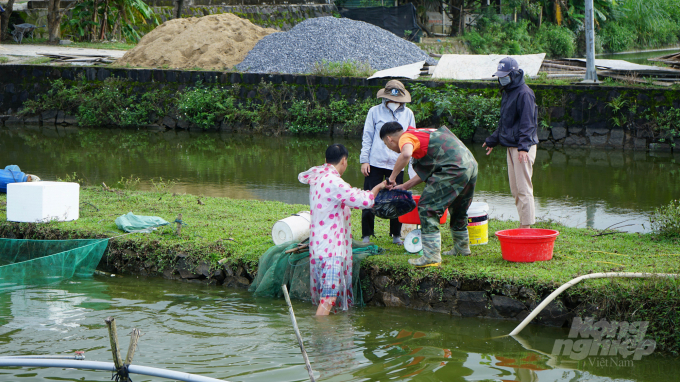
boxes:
[498,75,512,87]
[386,102,400,112]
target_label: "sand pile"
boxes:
[117,14,278,70]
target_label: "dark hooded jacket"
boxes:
[485,69,539,152]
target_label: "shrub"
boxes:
[611,0,680,48]
[311,60,375,77]
[176,84,239,130]
[287,97,379,134]
[463,16,538,55]
[22,76,168,128]
[651,200,680,238]
[409,83,500,139]
[656,107,680,144]
[599,22,636,52]
[535,23,576,58]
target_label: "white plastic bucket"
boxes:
[271,212,311,245]
[467,202,489,245]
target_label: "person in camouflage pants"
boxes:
[380,122,478,267]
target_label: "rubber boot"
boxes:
[408,232,441,267]
[443,229,471,256]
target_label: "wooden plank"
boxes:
[541,62,588,71]
[599,73,674,87]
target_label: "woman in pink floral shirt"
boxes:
[299,144,386,315]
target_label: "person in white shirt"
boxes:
[359,80,416,245]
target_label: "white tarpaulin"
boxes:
[431,53,546,80]
[368,61,426,80]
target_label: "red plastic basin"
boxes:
[398,195,448,225]
[495,229,560,262]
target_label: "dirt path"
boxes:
[0,44,127,59]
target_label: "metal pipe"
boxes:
[509,272,680,336]
[0,359,227,382]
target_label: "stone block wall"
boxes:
[359,268,573,327]
[464,84,680,152]
[1,64,678,152]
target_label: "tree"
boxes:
[0,0,16,41]
[47,0,81,42]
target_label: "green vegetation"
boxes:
[311,60,376,78]
[176,83,239,130]
[416,37,470,55]
[651,200,680,238]
[61,0,158,42]
[409,83,500,138]
[0,186,678,352]
[288,98,377,134]
[20,77,170,128]
[0,57,8,64]
[461,0,680,57]
[21,72,680,138]
[23,57,54,65]
[20,76,383,134]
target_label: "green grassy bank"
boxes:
[0,187,679,353]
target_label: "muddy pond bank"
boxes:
[0,188,678,354]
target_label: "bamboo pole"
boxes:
[125,329,141,366]
[104,317,128,382]
[281,285,315,382]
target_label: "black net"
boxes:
[339,4,421,40]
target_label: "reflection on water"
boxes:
[0,276,677,381]
[1,126,679,232]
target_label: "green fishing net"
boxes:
[249,240,382,306]
[0,238,109,291]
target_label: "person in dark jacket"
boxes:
[483,57,539,228]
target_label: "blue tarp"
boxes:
[0,165,27,193]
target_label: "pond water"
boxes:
[1,126,679,233]
[596,47,680,66]
[0,276,676,382]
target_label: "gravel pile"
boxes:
[236,17,436,74]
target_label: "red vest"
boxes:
[405,126,437,159]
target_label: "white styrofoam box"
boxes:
[7,182,80,223]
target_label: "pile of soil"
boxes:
[117,14,278,70]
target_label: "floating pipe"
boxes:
[0,359,227,382]
[509,272,680,336]
[0,355,85,360]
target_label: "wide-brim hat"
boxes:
[377,80,411,103]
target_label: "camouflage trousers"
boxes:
[412,126,478,235]
[419,173,477,234]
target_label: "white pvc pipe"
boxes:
[509,272,680,336]
[0,359,227,382]
[0,355,85,360]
